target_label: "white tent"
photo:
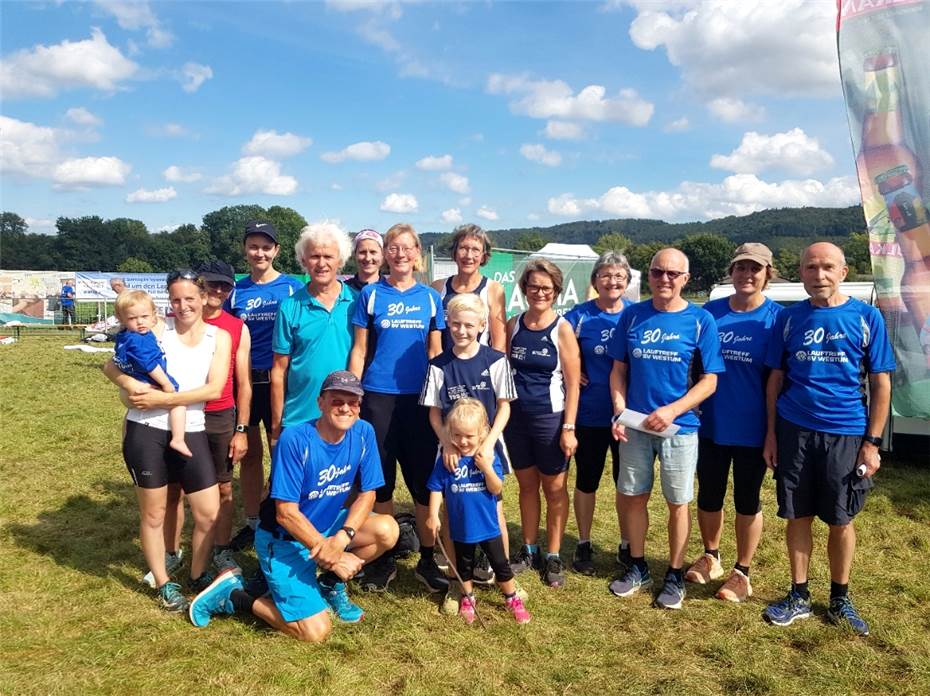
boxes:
[529,243,599,259]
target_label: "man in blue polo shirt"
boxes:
[188,371,399,641]
[607,248,725,610]
[762,242,894,636]
[60,280,76,325]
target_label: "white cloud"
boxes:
[206,156,298,196]
[520,143,562,167]
[0,28,138,99]
[710,129,834,176]
[380,193,418,213]
[707,97,766,123]
[158,223,182,233]
[543,120,584,140]
[376,170,406,192]
[94,1,174,48]
[0,116,62,178]
[126,186,176,203]
[24,217,56,234]
[440,172,470,194]
[476,206,499,221]
[441,208,463,224]
[527,213,541,221]
[331,182,343,191]
[53,156,131,188]
[326,0,406,18]
[179,62,213,93]
[627,0,838,98]
[548,173,860,222]
[664,116,690,132]
[322,140,391,163]
[416,154,453,171]
[163,165,202,183]
[242,129,312,159]
[487,73,653,126]
[65,107,103,127]
[147,122,191,138]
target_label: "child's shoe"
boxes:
[458,594,476,625]
[505,594,531,624]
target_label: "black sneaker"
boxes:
[414,557,450,593]
[472,548,495,586]
[543,555,566,588]
[572,541,595,575]
[392,513,420,559]
[616,544,632,571]
[189,570,216,594]
[357,554,397,593]
[228,524,255,552]
[510,545,543,575]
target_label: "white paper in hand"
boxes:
[615,409,680,438]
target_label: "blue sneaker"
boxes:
[188,568,244,628]
[827,595,869,636]
[320,579,365,623]
[158,581,189,613]
[654,572,686,610]
[763,589,812,627]
[609,563,652,597]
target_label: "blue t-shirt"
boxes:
[565,299,632,427]
[764,298,895,435]
[509,314,566,415]
[426,454,503,543]
[265,418,384,534]
[113,330,179,390]
[60,285,75,308]
[226,274,303,370]
[352,278,445,394]
[699,297,782,447]
[607,300,725,434]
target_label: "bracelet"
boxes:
[611,413,623,425]
[862,435,882,448]
[561,424,576,431]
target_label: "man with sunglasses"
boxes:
[607,248,725,610]
[188,370,399,640]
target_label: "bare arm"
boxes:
[314,490,379,570]
[429,406,460,471]
[425,490,443,538]
[643,372,717,433]
[474,457,503,496]
[558,320,580,457]
[147,364,176,393]
[427,330,442,360]
[609,359,629,442]
[763,368,784,470]
[230,324,252,462]
[487,280,508,352]
[270,352,290,441]
[348,326,368,379]
[858,371,891,478]
[276,499,364,581]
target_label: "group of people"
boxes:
[103,218,894,642]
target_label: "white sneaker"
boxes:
[141,549,184,588]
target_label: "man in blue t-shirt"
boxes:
[761,242,894,636]
[607,248,725,610]
[60,281,76,325]
[187,371,399,641]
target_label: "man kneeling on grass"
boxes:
[188,370,399,642]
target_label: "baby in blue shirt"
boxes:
[114,290,190,457]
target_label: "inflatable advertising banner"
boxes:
[838,0,930,418]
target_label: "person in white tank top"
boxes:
[104,272,231,612]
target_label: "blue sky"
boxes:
[1,1,860,236]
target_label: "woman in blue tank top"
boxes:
[431,224,507,353]
[505,259,580,589]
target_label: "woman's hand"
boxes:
[560,428,578,459]
[474,440,496,469]
[128,384,170,410]
[441,437,461,472]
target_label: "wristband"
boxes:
[340,526,356,542]
[234,424,248,433]
[862,435,882,448]
[611,413,623,425]
[561,424,576,431]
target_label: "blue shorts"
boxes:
[255,508,348,623]
[617,429,698,504]
[504,410,568,476]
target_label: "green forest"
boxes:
[1,204,871,291]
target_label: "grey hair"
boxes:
[590,251,632,286]
[649,248,690,273]
[294,221,352,272]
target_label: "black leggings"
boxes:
[453,535,514,584]
[696,438,767,516]
[574,425,620,493]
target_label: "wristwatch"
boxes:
[561,423,576,431]
[234,424,248,433]
[340,526,356,541]
[862,435,882,448]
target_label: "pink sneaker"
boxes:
[506,595,531,624]
[458,594,476,625]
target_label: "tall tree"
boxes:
[678,234,733,292]
[593,232,633,256]
[201,205,267,272]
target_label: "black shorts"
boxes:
[361,392,437,506]
[696,438,767,516]
[574,425,619,493]
[505,409,568,476]
[205,408,235,484]
[774,415,872,525]
[249,378,271,429]
[122,420,216,493]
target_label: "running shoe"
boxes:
[441,584,461,616]
[188,568,243,627]
[609,563,652,597]
[414,557,450,593]
[716,569,753,603]
[572,541,595,576]
[505,595,532,624]
[189,570,216,594]
[158,581,189,613]
[510,545,542,575]
[320,579,364,623]
[685,553,724,584]
[472,548,495,586]
[227,524,255,552]
[763,589,812,627]
[826,595,869,636]
[212,547,240,573]
[357,554,397,593]
[142,549,184,589]
[654,572,686,610]
[543,555,566,588]
[458,594,476,625]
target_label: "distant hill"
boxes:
[421,205,866,252]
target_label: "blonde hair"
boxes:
[445,398,490,439]
[384,222,424,273]
[445,293,488,324]
[114,290,156,322]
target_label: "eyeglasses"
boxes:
[329,398,361,409]
[386,245,418,256]
[597,273,628,283]
[649,268,687,281]
[206,281,233,292]
[526,284,556,296]
[167,269,198,285]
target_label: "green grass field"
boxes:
[2,337,929,695]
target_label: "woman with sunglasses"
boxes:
[506,259,580,589]
[104,270,232,612]
[348,223,447,594]
[564,251,634,576]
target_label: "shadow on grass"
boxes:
[872,461,930,524]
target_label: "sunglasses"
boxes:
[329,398,362,409]
[649,268,687,281]
[167,269,198,285]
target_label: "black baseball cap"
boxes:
[320,370,364,397]
[243,220,278,244]
[197,260,235,285]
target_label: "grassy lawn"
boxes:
[2,337,929,695]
